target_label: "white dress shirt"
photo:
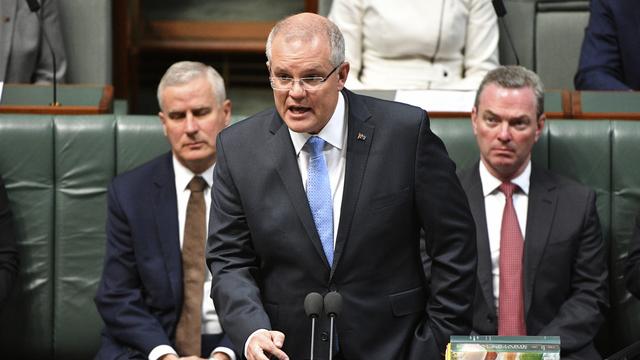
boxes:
[479,160,531,310]
[149,157,235,360]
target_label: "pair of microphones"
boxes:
[304,291,342,360]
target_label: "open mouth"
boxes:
[288,105,311,114]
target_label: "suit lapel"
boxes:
[152,153,182,308]
[331,90,375,275]
[267,112,329,266]
[461,164,497,315]
[523,165,557,316]
[333,90,374,276]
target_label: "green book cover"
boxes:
[447,335,560,360]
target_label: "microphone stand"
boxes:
[42,30,60,106]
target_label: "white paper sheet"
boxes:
[394,89,476,113]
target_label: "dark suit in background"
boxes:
[0,175,19,310]
[459,163,609,359]
[625,215,640,299]
[574,0,640,90]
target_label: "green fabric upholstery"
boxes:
[0,115,639,356]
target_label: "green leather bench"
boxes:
[0,114,639,357]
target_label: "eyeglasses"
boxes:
[269,64,341,91]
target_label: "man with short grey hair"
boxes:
[460,65,609,359]
[95,61,237,360]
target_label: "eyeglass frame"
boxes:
[268,63,343,91]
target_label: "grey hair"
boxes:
[474,65,545,119]
[265,13,345,67]
[157,61,226,111]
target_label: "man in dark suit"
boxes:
[95,61,236,360]
[0,175,19,310]
[460,66,609,359]
[574,0,640,90]
[206,13,477,360]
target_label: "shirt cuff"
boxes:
[244,329,268,358]
[148,345,177,360]
[211,346,236,360]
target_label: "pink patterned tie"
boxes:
[498,182,527,336]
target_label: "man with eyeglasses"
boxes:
[206,13,476,360]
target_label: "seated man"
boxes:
[574,0,640,90]
[625,215,640,299]
[95,61,236,360]
[460,65,609,359]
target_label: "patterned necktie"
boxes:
[175,176,207,355]
[306,136,334,266]
[498,182,527,336]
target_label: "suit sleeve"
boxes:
[94,181,173,355]
[574,0,630,90]
[625,215,640,298]
[206,133,272,350]
[0,176,19,309]
[411,112,477,355]
[537,190,609,354]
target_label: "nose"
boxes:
[497,122,511,142]
[184,112,199,134]
[288,80,306,98]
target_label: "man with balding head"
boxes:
[206,13,476,360]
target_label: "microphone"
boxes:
[492,0,520,66]
[25,0,60,106]
[304,292,324,360]
[324,292,342,360]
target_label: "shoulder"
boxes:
[219,107,277,140]
[532,165,596,200]
[110,152,172,191]
[344,89,426,126]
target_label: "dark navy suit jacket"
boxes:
[459,163,609,359]
[95,152,233,359]
[575,0,640,90]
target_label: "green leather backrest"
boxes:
[116,115,170,174]
[610,121,640,350]
[53,116,116,358]
[0,115,55,357]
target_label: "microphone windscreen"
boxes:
[304,292,323,318]
[25,0,41,12]
[492,0,507,17]
[324,291,342,317]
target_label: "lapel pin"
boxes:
[356,132,367,141]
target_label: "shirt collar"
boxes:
[289,91,346,155]
[479,159,531,196]
[172,155,214,191]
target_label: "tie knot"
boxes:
[307,136,325,156]
[187,176,207,193]
[499,182,518,197]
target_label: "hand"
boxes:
[247,329,288,360]
[211,353,231,360]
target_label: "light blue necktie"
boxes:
[306,136,334,266]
